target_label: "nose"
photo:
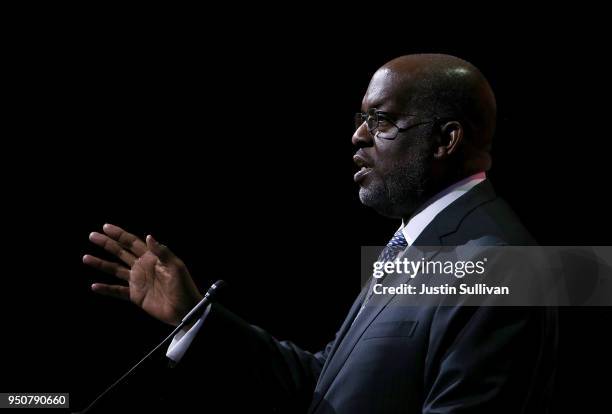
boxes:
[352,122,373,148]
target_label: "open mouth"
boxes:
[354,166,373,182]
[353,154,373,183]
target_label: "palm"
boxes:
[129,253,191,325]
[83,224,202,326]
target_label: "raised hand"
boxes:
[83,224,202,326]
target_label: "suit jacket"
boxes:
[170,180,558,413]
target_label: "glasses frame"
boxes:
[355,108,450,140]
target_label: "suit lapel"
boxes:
[310,180,498,412]
[315,286,367,382]
[310,243,441,411]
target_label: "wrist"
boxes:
[173,291,204,326]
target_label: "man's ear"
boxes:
[433,121,463,160]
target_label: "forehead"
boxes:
[361,68,418,112]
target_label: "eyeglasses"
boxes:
[354,108,440,140]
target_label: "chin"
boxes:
[358,186,396,218]
[359,184,420,219]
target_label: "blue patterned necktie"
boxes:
[379,228,409,264]
[354,228,408,322]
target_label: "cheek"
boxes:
[376,139,431,174]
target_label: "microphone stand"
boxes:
[75,280,226,413]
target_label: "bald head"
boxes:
[369,54,496,168]
[353,54,497,219]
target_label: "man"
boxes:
[83,54,557,413]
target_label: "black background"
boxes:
[2,10,611,412]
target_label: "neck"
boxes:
[401,171,486,224]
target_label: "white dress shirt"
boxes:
[166,304,211,363]
[400,171,486,245]
[166,171,487,363]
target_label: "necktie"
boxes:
[379,228,409,264]
[354,228,408,322]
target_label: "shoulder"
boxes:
[441,182,536,246]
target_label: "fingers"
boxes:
[89,232,137,266]
[146,235,175,263]
[102,223,148,257]
[91,283,130,301]
[83,254,130,280]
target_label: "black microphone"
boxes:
[181,279,226,326]
[76,280,227,413]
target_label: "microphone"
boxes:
[76,280,227,413]
[181,279,226,326]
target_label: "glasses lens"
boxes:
[355,110,401,139]
[355,113,366,130]
[375,125,399,140]
[365,109,378,131]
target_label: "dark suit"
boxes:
[172,180,558,413]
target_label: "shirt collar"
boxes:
[400,171,487,246]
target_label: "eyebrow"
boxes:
[362,98,396,112]
[369,109,419,118]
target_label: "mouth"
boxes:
[353,154,374,183]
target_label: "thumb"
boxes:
[146,234,174,262]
